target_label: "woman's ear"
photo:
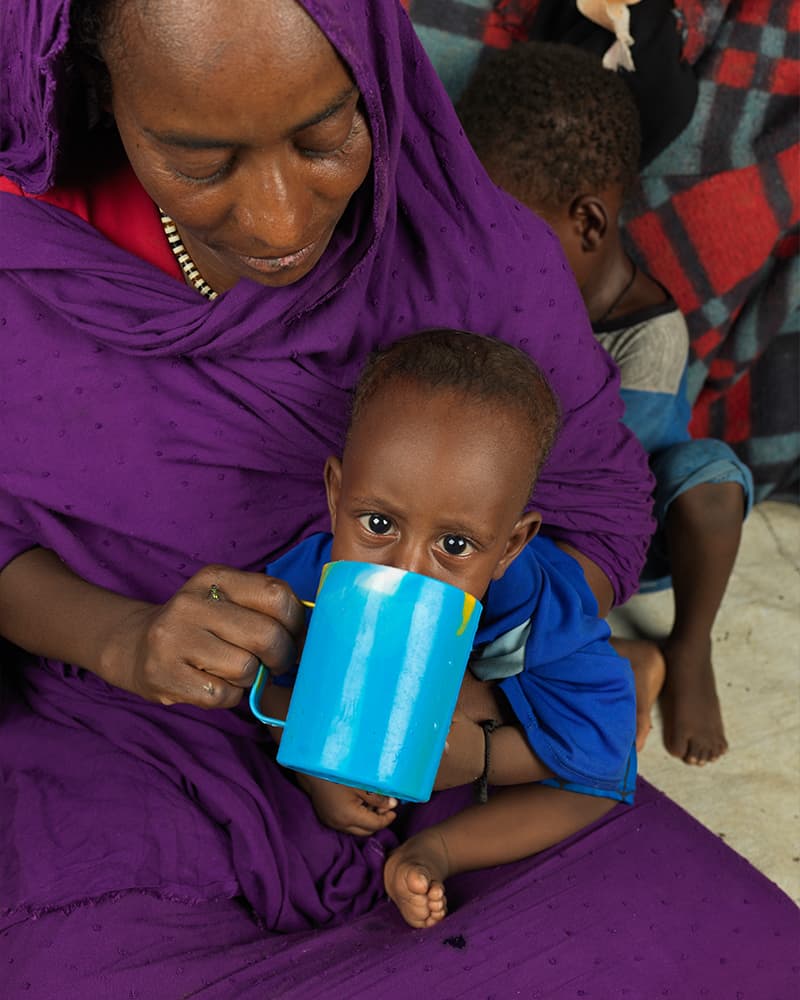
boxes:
[323,456,343,533]
[492,511,542,580]
[569,194,609,253]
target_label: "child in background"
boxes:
[458,42,753,766]
[258,329,636,928]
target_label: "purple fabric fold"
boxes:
[1,659,392,930]
[2,774,798,998]
[0,1,72,194]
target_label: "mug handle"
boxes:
[248,599,315,726]
[248,664,285,727]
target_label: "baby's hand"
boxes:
[296,773,398,836]
[434,707,485,790]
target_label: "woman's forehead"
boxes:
[109,0,333,77]
[106,0,357,136]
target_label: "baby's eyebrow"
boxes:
[350,494,394,511]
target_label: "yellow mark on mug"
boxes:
[456,593,478,636]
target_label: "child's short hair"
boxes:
[350,329,561,486]
[457,42,641,212]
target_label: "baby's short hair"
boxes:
[458,42,641,212]
[350,329,561,488]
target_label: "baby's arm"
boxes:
[434,706,553,791]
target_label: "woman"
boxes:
[0,0,653,984]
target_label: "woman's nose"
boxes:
[237,154,313,253]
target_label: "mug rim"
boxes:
[320,558,482,605]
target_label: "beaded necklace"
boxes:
[159,209,218,300]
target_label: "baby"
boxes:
[458,43,753,765]
[259,328,636,927]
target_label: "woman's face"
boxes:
[103,0,372,292]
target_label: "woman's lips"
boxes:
[237,240,318,273]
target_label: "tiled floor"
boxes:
[609,501,800,905]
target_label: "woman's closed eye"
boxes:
[295,108,365,160]
[170,156,235,185]
[436,534,475,558]
[359,513,395,536]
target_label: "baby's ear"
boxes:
[492,511,542,580]
[323,456,343,532]
[570,194,608,252]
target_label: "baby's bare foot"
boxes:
[660,636,728,766]
[612,637,666,752]
[384,830,450,929]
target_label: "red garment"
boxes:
[0,165,182,282]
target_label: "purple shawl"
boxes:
[0,0,652,933]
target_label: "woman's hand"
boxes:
[296,773,398,836]
[0,547,307,710]
[99,565,306,709]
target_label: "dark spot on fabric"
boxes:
[443,934,466,949]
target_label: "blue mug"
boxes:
[249,560,482,803]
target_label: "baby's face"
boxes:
[325,382,541,600]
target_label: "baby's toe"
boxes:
[405,865,432,897]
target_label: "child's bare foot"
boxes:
[660,636,728,766]
[384,829,450,928]
[611,637,666,752]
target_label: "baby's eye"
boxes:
[359,513,394,535]
[438,534,474,557]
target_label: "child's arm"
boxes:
[434,708,553,791]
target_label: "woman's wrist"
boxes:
[0,546,150,682]
[94,599,157,689]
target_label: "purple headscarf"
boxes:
[0,0,652,934]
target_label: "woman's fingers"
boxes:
[191,568,306,675]
[192,567,306,641]
[174,594,296,683]
[120,566,308,708]
[154,656,246,710]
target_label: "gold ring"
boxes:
[209,583,222,601]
